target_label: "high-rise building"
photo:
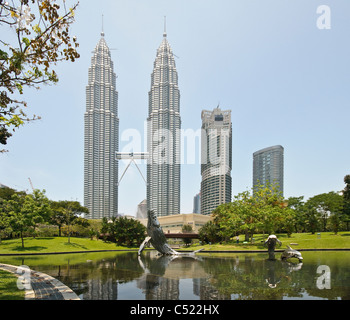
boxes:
[200,107,232,215]
[253,145,284,195]
[136,199,147,219]
[193,193,201,214]
[84,32,119,219]
[147,30,181,217]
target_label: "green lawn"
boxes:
[0,232,349,255]
[185,231,350,251]
[0,237,138,255]
[0,269,25,300]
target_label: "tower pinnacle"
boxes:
[163,16,167,37]
[101,14,105,37]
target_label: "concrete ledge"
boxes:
[0,264,35,300]
[0,263,80,300]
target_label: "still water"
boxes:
[1,251,349,300]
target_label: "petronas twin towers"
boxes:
[84,29,180,219]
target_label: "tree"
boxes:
[343,175,350,200]
[287,196,307,233]
[303,203,320,234]
[101,216,146,247]
[0,0,80,150]
[181,223,193,247]
[49,200,88,243]
[212,183,288,243]
[0,186,26,241]
[198,221,222,244]
[212,201,248,242]
[306,192,344,233]
[252,183,287,237]
[343,175,350,230]
[3,189,50,247]
[23,188,52,236]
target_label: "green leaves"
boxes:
[210,184,294,243]
[101,216,146,247]
[0,0,80,146]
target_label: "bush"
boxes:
[101,216,146,247]
[198,221,222,244]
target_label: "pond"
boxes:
[1,250,349,300]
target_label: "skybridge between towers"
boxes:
[115,152,149,186]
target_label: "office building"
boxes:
[253,145,284,195]
[200,107,232,215]
[147,29,181,217]
[193,193,200,214]
[84,31,119,219]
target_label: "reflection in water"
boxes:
[1,251,349,300]
[265,260,303,288]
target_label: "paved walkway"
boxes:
[0,263,80,300]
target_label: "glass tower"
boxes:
[84,32,119,219]
[253,145,284,195]
[147,30,181,217]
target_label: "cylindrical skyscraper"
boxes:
[253,145,284,196]
[147,30,181,217]
[84,32,119,219]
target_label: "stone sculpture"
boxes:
[281,245,303,263]
[264,235,282,260]
[138,210,203,256]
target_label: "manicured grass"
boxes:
[0,237,138,255]
[0,269,25,300]
[0,232,349,255]
[184,231,350,251]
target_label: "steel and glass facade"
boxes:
[147,31,181,217]
[253,145,284,195]
[84,32,119,219]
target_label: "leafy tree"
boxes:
[212,202,242,242]
[0,186,26,241]
[280,207,297,237]
[343,175,350,200]
[198,221,222,244]
[343,175,350,230]
[212,184,288,243]
[3,189,50,247]
[101,216,146,247]
[0,186,16,200]
[306,192,344,232]
[0,206,10,241]
[303,203,321,234]
[287,196,307,233]
[181,223,193,247]
[49,200,88,243]
[23,188,52,236]
[0,0,79,150]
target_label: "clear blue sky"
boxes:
[1,0,349,216]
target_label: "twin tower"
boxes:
[84,30,181,219]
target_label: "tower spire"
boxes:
[101,14,105,37]
[163,16,167,37]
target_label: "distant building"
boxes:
[138,213,211,234]
[136,199,147,219]
[84,31,119,219]
[253,145,284,195]
[200,107,232,215]
[193,193,200,214]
